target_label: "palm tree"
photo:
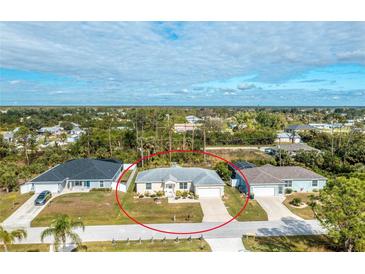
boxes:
[40,215,85,252]
[0,226,27,252]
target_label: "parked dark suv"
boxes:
[34,190,52,206]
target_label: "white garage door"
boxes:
[33,184,60,193]
[252,186,275,197]
[196,187,221,197]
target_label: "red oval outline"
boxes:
[115,150,250,235]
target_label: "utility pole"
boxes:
[203,127,206,162]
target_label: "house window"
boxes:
[284,180,292,187]
[100,181,104,188]
[312,180,318,187]
[278,186,283,194]
[179,182,188,190]
[146,183,152,190]
[74,181,82,187]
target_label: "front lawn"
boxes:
[283,192,318,220]
[0,244,49,252]
[242,235,335,252]
[0,192,33,222]
[76,239,211,252]
[32,190,203,227]
[223,186,268,221]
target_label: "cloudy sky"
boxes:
[0,22,364,106]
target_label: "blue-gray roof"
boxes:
[136,167,224,186]
[31,158,123,183]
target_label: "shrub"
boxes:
[90,188,111,192]
[285,188,293,194]
[289,197,302,206]
[155,191,164,197]
[312,188,319,192]
[175,190,182,197]
[138,194,144,198]
[182,191,188,198]
[144,192,150,197]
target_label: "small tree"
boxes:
[311,177,365,252]
[214,162,231,181]
[0,226,27,252]
[41,214,85,252]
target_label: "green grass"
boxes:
[76,239,211,252]
[242,235,335,252]
[0,192,33,222]
[223,186,268,221]
[31,190,203,227]
[0,244,50,252]
[283,192,318,220]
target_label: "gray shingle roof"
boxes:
[136,167,224,186]
[286,124,315,131]
[239,164,326,185]
[276,143,319,152]
[31,158,123,183]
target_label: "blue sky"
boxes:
[0,22,364,106]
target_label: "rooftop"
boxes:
[136,167,224,186]
[239,164,326,185]
[275,143,319,152]
[31,158,123,183]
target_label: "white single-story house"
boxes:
[275,132,301,144]
[135,167,225,198]
[232,164,327,197]
[20,158,126,194]
[173,123,201,133]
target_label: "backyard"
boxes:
[76,239,211,252]
[242,235,335,252]
[0,192,33,222]
[223,185,268,221]
[283,192,318,219]
[31,189,203,226]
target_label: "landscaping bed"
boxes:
[0,192,33,222]
[75,239,211,252]
[223,186,268,221]
[283,192,318,220]
[242,235,335,252]
[31,190,203,226]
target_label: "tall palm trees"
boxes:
[0,226,27,252]
[41,215,85,252]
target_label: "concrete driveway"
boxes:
[255,196,303,221]
[206,238,247,252]
[2,194,54,228]
[199,197,233,223]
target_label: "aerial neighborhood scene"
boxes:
[0,21,364,255]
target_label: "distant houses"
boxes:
[275,132,301,144]
[185,115,202,124]
[174,123,201,133]
[274,143,320,156]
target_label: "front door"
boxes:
[165,184,174,197]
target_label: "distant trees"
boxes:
[311,177,365,252]
[214,162,232,181]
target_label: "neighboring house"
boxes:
[186,115,202,124]
[274,143,320,156]
[135,167,225,198]
[233,164,327,197]
[20,158,125,194]
[70,126,85,136]
[38,125,64,135]
[285,124,315,133]
[2,131,14,142]
[275,132,301,144]
[174,123,201,133]
[230,161,256,187]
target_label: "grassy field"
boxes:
[32,190,203,226]
[0,244,50,252]
[283,192,318,220]
[242,235,335,252]
[0,192,33,222]
[76,239,211,252]
[223,186,268,221]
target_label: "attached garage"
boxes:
[33,183,63,193]
[195,186,224,198]
[251,186,275,197]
